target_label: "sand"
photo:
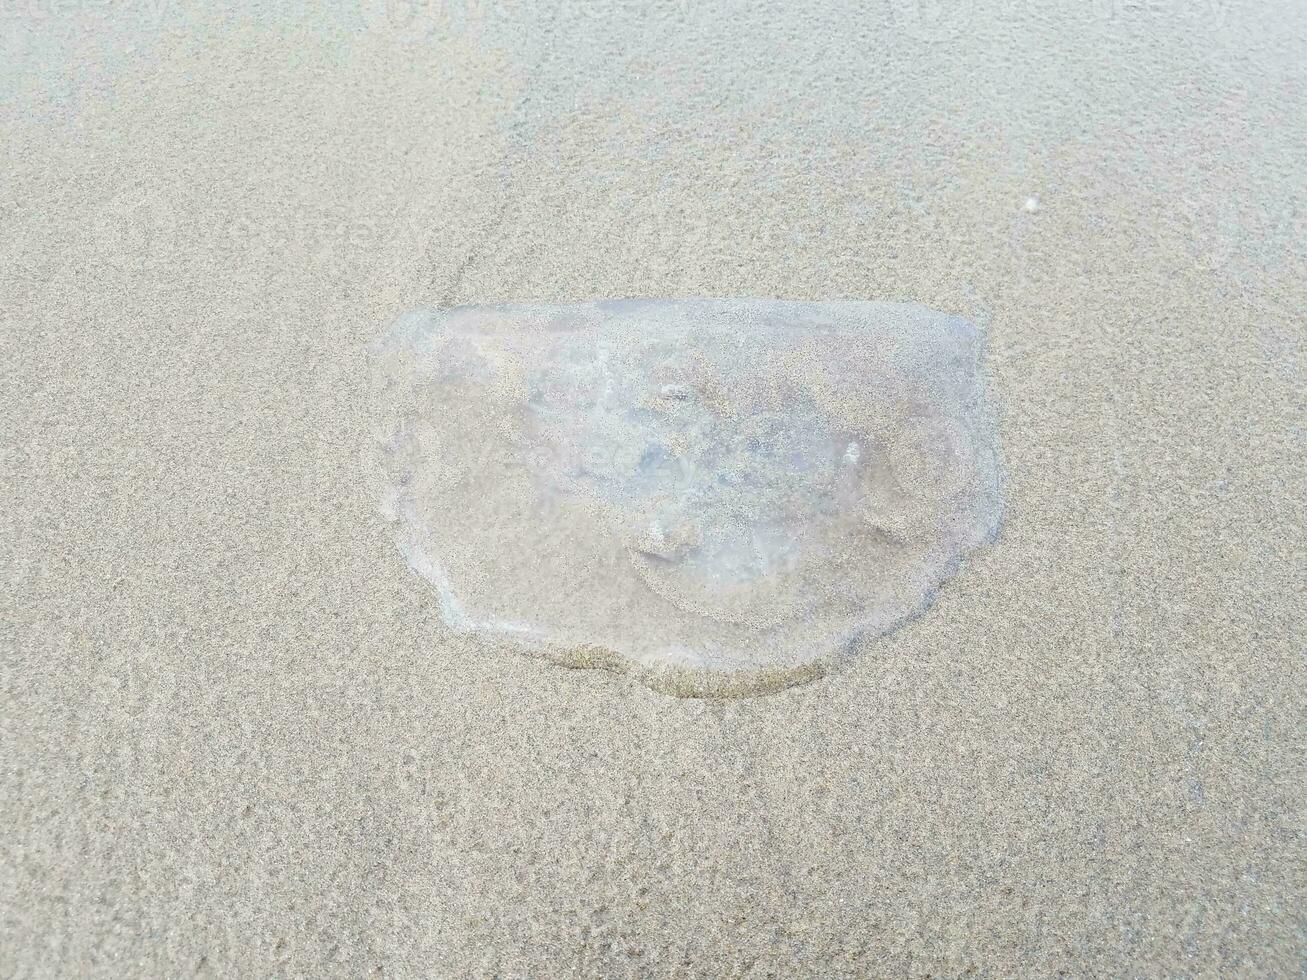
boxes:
[2,0,1304,975]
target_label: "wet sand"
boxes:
[3,0,1305,975]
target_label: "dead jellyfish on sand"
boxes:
[368,299,1002,697]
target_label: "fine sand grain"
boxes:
[3,1,1305,975]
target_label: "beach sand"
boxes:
[3,0,1304,974]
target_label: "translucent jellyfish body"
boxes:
[369,299,1002,696]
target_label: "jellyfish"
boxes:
[368,298,1002,697]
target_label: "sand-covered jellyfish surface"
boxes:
[367,298,1003,697]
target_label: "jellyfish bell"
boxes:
[369,298,1002,697]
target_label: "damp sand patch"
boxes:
[368,298,1002,697]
